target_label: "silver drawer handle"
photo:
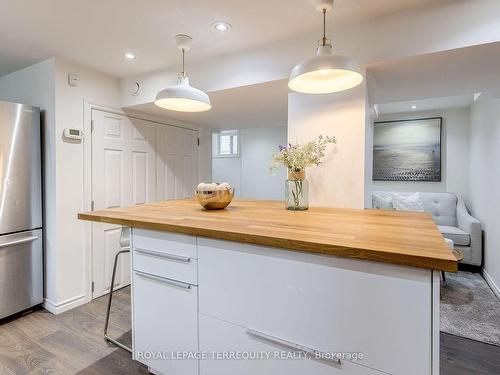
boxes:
[247,329,342,367]
[0,235,39,249]
[135,270,192,289]
[134,247,191,263]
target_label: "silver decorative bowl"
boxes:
[195,188,234,210]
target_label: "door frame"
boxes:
[83,101,200,301]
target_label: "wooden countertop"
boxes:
[78,199,457,272]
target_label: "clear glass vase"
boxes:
[285,170,309,211]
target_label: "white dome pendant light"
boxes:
[155,34,212,112]
[288,0,363,94]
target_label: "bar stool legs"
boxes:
[104,228,132,353]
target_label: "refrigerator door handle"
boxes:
[0,235,39,249]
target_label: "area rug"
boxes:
[440,271,500,346]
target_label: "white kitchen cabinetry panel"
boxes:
[199,314,385,375]
[133,228,197,259]
[133,270,198,375]
[133,248,198,285]
[198,238,433,375]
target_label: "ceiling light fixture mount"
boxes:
[154,34,212,112]
[213,21,231,32]
[125,52,137,60]
[288,0,363,94]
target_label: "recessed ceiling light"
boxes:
[213,21,231,32]
[125,52,137,60]
[411,105,417,109]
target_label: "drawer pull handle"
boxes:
[247,329,342,367]
[134,247,191,262]
[135,271,192,289]
[0,235,39,249]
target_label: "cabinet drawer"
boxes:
[133,270,198,375]
[133,247,198,285]
[199,314,384,375]
[133,228,197,259]
[198,238,433,375]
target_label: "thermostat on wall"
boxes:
[63,128,84,140]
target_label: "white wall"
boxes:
[240,127,287,200]
[367,107,471,205]
[198,126,214,183]
[287,84,366,209]
[212,157,242,197]
[49,58,122,312]
[469,97,500,297]
[212,127,287,200]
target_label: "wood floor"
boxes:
[441,332,500,374]
[1,287,500,374]
[0,287,147,374]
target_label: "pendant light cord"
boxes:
[322,8,327,46]
[181,49,185,77]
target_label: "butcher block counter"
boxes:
[79,199,454,375]
[79,198,456,272]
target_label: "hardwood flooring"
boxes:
[0,287,147,374]
[441,332,500,375]
[1,287,500,374]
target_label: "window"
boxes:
[213,130,239,157]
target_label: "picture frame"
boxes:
[373,117,442,182]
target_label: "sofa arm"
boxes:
[457,197,482,261]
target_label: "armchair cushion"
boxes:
[372,194,394,210]
[438,225,470,246]
[420,193,457,226]
[393,192,424,212]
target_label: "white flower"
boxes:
[270,135,337,174]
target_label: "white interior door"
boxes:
[91,110,156,298]
[156,125,199,200]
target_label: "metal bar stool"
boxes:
[104,227,132,353]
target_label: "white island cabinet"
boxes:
[130,229,440,375]
[132,229,199,375]
[79,200,452,375]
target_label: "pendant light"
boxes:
[155,34,212,112]
[288,0,363,94]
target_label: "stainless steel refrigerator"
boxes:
[0,100,43,319]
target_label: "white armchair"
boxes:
[456,198,482,265]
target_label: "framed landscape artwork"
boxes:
[373,117,442,182]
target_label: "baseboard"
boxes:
[43,294,90,315]
[483,269,500,301]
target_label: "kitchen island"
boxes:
[79,199,456,375]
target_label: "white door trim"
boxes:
[83,101,201,301]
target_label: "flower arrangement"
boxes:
[270,135,337,211]
[270,135,337,174]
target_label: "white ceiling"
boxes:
[367,41,500,105]
[130,79,289,130]
[0,0,437,78]
[376,94,476,115]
